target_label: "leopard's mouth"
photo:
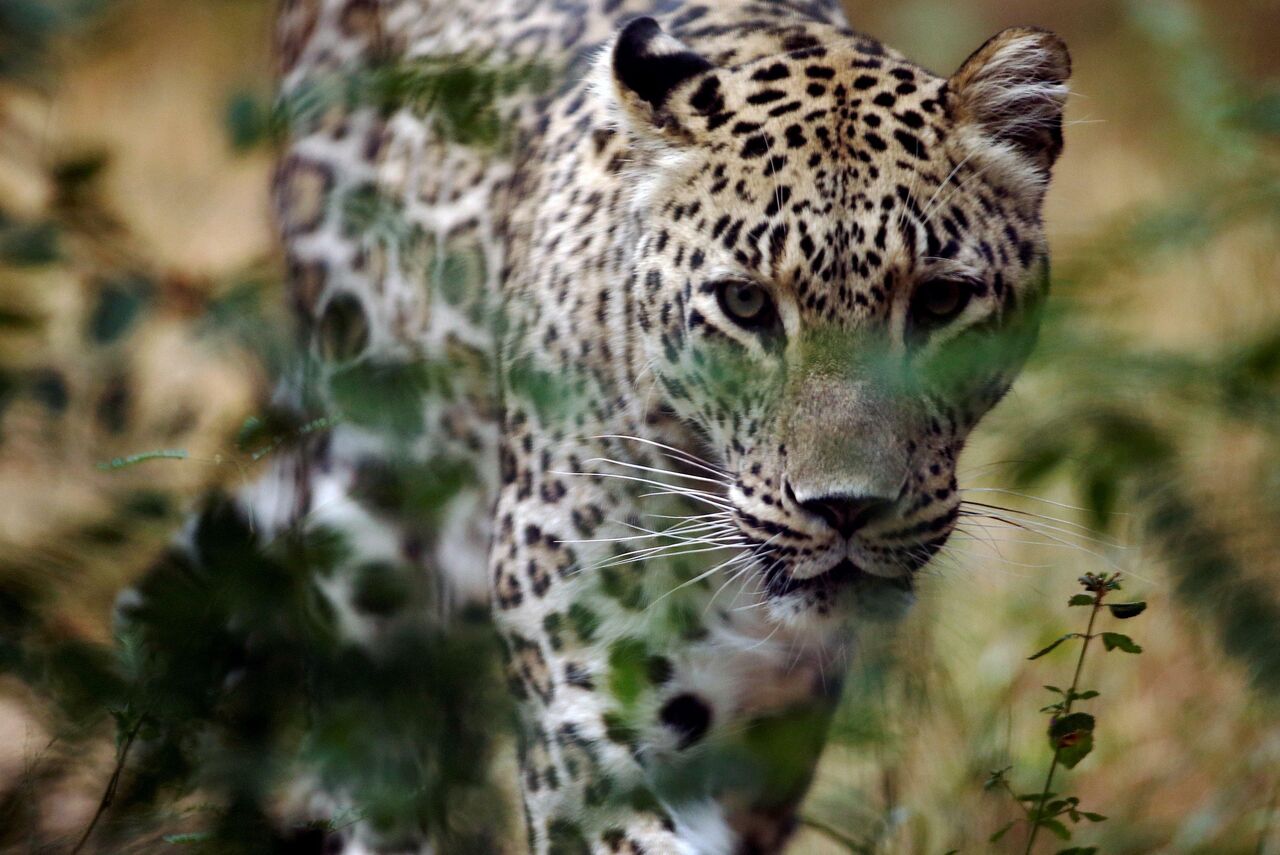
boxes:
[763,558,913,599]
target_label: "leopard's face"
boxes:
[607,19,1069,622]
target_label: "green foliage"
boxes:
[1002,1,1280,712]
[71,499,514,850]
[4,0,1280,852]
[0,217,60,266]
[224,91,272,152]
[0,10,536,849]
[1047,713,1095,771]
[988,574,1146,853]
[606,637,652,708]
[1099,633,1142,655]
[262,56,553,154]
[96,449,189,470]
[0,0,103,84]
[1028,633,1083,661]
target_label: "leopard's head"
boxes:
[602,17,1070,623]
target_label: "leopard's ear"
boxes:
[603,17,714,136]
[949,27,1071,192]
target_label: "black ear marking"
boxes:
[613,16,713,110]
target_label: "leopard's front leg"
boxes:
[489,432,842,855]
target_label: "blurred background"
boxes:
[0,0,1277,852]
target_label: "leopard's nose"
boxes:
[796,492,894,539]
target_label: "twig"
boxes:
[70,715,145,855]
[798,814,873,854]
[1023,591,1104,855]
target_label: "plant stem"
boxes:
[1001,778,1035,823]
[1023,593,1104,855]
[71,715,145,855]
[798,814,872,854]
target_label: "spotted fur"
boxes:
[149,1,1070,851]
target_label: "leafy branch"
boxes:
[987,573,1147,853]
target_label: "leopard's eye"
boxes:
[716,280,777,330]
[909,279,972,334]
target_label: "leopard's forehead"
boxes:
[691,44,950,175]
[646,43,1037,326]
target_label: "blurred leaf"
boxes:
[87,276,152,344]
[1141,480,1280,693]
[1082,473,1118,531]
[1038,817,1071,840]
[0,220,59,266]
[163,833,213,845]
[1100,632,1143,654]
[983,766,1012,790]
[225,91,273,151]
[1009,439,1071,486]
[1227,90,1280,135]
[1107,601,1147,619]
[0,307,38,329]
[1029,633,1081,660]
[201,277,269,337]
[1068,594,1094,607]
[328,358,448,436]
[607,637,651,708]
[52,152,110,209]
[0,0,83,82]
[121,490,171,519]
[96,449,188,471]
[28,368,68,412]
[349,562,412,618]
[1048,713,1095,770]
[989,820,1016,842]
[53,152,107,187]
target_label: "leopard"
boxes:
[127,0,1071,852]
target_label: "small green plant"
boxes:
[985,572,1148,853]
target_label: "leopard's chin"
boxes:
[763,558,901,596]
[763,558,917,625]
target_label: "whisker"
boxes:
[590,434,729,480]
[942,538,1059,569]
[957,459,1030,478]
[636,489,735,511]
[557,520,731,546]
[953,519,1006,553]
[707,533,782,613]
[553,470,734,511]
[742,614,786,650]
[962,487,1128,517]
[572,532,742,566]
[958,511,1122,569]
[640,511,729,522]
[583,456,731,487]
[616,521,740,544]
[962,499,1109,536]
[582,541,747,574]
[647,548,756,609]
[960,503,1123,547]
[921,149,979,223]
[551,468,724,498]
